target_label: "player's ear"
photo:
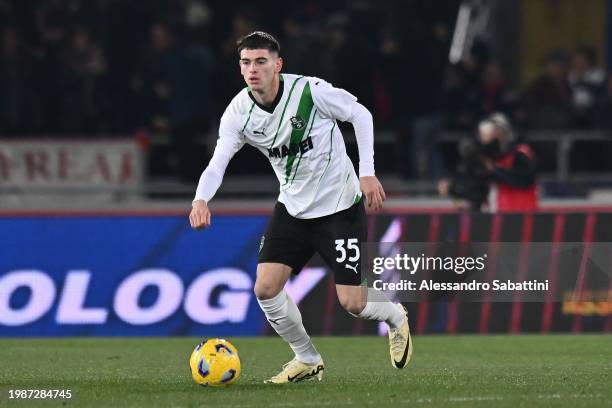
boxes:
[275,57,283,73]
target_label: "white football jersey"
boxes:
[216,73,362,219]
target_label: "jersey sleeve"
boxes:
[193,109,245,202]
[309,77,358,122]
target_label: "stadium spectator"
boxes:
[376,27,412,176]
[280,15,318,76]
[140,21,214,181]
[479,113,537,211]
[0,0,610,178]
[410,57,518,181]
[591,75,612,171]
[318,13,374,110]
[408,62,481,179]
[479,61,515,118]
[215,8,259,116]
[182,0,212,42]
[523,52,571,129]
[568,46,605,128]
[60,27,108,133]
[440,62,482,131]
[381,16,454,179]
[437,137,490,211]
[567,46,607,170]
[0,26,33,134]
[30,0,71,132]
[595,75,612,130]
[439,113,537,212]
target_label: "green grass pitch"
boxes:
[0,335,610,407]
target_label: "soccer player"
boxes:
[190,31,412,383]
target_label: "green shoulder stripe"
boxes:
[289,109,317,186]
[270,75,303,147]
[284,81,314,183]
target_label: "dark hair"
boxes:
[237,31,280,55]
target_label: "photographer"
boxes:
[439,113,538,212]
[438,138,490,211]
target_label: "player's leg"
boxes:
[314,199,412,368]
[335,284,404,328]
[254,262,321,365]
[336,283,412,368]
[257,203,323,383]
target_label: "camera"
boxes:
[447,138,490,211]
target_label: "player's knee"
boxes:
[340,297,365,315]
[254,280,281,300]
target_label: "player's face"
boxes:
[239,49,282,92]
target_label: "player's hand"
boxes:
[360,176,386,211]
[190,200,211,229]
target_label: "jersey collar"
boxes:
[248,75,284,114]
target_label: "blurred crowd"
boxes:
[0,0,611,180]
[409,46,612,178]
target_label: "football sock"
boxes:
[257,290,321,364]
[352,288,405,329]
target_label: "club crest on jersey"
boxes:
[290,115,306,130]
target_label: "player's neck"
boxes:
[251,75,281,107]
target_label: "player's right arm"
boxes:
[190,109,245,229]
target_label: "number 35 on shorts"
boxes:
[334,238,360,263]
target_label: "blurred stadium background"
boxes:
[2,0,612,339]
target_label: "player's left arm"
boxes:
[310,79,386,210]
[346,101,385,210]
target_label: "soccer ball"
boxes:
[189,338,241,387]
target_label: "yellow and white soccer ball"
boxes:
[189,338,241,387]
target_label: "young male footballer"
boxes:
[190,31,412,383]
